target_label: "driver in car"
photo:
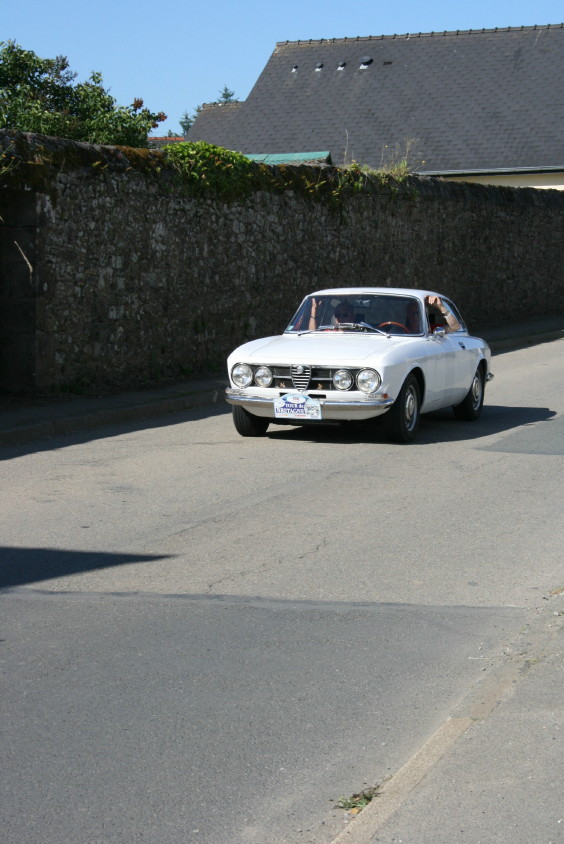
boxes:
[333,302,355,324]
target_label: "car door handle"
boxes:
[459,342,466,349]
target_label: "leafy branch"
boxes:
[0,41,166,147]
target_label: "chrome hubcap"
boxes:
[471,374,483,409]
[405,387,417,431]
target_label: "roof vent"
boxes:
[315,62,324,71]
[383,60,393,66]
[359,56,373,68]
[338,61,346,70]
[291,64,298,72]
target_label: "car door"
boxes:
[450,335,480,399]
[423,331,458,408]
[420,300,476,410]
[441,299,478,402]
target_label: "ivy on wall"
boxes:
[0,131,413,209]
[162,141,257,199]
[161,141,413,207]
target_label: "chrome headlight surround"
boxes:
[356,368,382,393]
[333,369,354,391]
[231,363,253,388]
[254,365,273,387]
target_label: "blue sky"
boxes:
[3,0,563,136]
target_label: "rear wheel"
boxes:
[454,366,485,421]
[384,374,421,443]
[232,405,270,437]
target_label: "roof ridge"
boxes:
[199,101,243,110]
[275,23,564,47]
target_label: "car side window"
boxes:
[426,299,465,333]
[443,299,465,331]
[426,304,442,330]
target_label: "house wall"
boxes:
[1,133,563,395]
[442,173,564,191]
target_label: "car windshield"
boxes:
[285,294,425,335]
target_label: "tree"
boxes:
[0,41,166,147]
[179,86,237,136]
[217,85,237,104]
[179,107,199,135]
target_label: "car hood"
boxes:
[229,332,410,365]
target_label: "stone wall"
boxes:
[1,131,563,394]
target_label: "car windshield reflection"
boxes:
[286,294,425,335]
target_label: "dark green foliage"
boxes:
[161,142,406,206]
[162,141,256,199]
[0,41,166,147]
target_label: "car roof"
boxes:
[307,287,440,300]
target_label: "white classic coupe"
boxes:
[225,288,493,443]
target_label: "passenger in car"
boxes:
[309,299,354,329]
[425,295,461,333]
[406,300,423,333]
[308,298,321,329]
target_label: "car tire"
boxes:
[384,373,421,443]
[453,366,485,421]
[232,405,270,437]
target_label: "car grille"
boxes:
[268,365,349,392]
[290,365,312,391]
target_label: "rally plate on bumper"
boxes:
[274,393,322,420]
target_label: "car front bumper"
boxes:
[225,387,395,421]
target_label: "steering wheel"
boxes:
[378,321,410,334]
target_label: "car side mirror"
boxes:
[433,326,446,338]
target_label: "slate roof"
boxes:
[189,101,243,142]
[187,25,564,173]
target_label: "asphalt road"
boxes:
[1,338,563,843]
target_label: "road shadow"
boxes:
[0,403,229,462]
[0,546,171,590]
[264,404,557,445]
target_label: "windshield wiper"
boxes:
[334,322,387,334]
[295,323,334,335]
[295,323,387,336]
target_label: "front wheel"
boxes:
[384,374,421,443]
[453,366,485,421]
[232,405,270,437]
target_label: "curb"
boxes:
[0,383,227,447]
[487,327,564,354]
[330,592,564,843]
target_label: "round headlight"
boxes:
[254,365,273,387]
[333,369,353,390]
[231,363,253,388]
[356,368,381,393]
